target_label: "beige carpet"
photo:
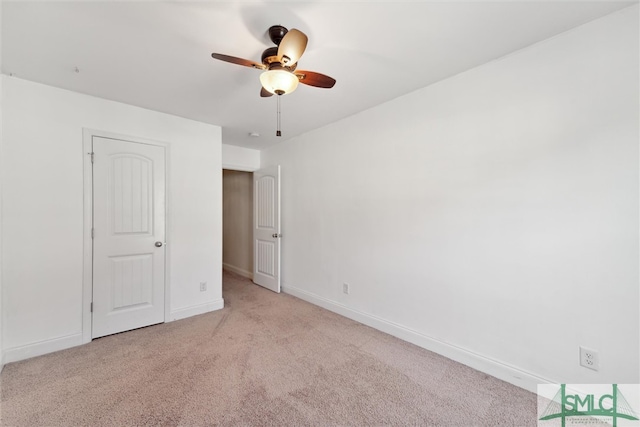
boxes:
[1,270,537,426]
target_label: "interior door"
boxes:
[253,165,281,293]
[92,136,166,338]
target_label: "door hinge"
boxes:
[90,302,93,313]
[91,228,95,239]
[89,152,94,163]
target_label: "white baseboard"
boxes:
[3,333,84,364]
[222,263,253,280]
[282,283,553,394]
[169,299,225,321]
[3,300,224,364]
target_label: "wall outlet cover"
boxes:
[580,346,599,371]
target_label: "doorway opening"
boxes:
[222,169,254,279]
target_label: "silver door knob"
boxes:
[155,241,163,247]
[272,233,282,238]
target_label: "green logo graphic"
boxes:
[539,384,639,427]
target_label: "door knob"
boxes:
[155,241,164,247]
[272,233,282,238]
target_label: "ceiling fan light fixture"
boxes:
[260,69,299,95]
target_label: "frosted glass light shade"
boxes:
[260,70,299,95]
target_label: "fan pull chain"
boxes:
[276,95,282,137]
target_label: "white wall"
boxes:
[1,76,223,362]
[222,144,260,172]
[262,5,639,391]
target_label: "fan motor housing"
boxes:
[261,47,279,65]
[261,46,297,71]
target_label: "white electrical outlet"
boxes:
[200,282,207,292]
[580,346,599,371]
[343,283,350,294]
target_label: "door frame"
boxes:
[82,128,171,344]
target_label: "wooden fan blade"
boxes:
[211,53,266,70]
[277,29,308,66]
[295,70,336,88]
[260,87,273,97]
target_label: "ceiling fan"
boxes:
[211,25,336,98]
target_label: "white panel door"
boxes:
[92,136,166,338]
[253,165,281,293]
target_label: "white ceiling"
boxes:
[2,1,635,150]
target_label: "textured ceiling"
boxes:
[2,1,635,150]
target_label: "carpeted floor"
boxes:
[1,270,537,426]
